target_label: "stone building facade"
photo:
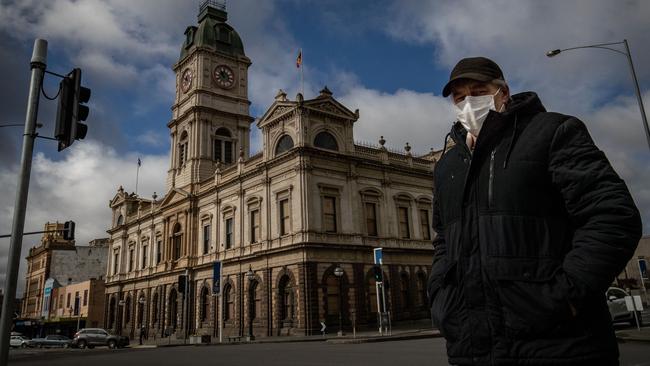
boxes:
[20,223,108,320]
[104,2,439,340]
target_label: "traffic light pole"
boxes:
[0,38,47,366]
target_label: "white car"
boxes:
[10,335,33,348]
[607,287,643,326]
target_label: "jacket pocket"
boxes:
[430,262,465,342]
[488,148,496,209]
[487,256,572,339]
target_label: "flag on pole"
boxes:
[296,50,302,68]
[137,158,141,167]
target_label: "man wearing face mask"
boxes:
[428,57,641,366]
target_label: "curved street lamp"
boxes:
[334,265,345,337]
[546,40,650,151]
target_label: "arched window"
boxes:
[400,273,410,309]
[172,223,182,260]
[326,275,340,317]
[169,289,178,330]
[137,295,145,327]
[178,131,188,167]
[314,131,338,151]
[278,276,294,320]
[224,284,233,320]
[108,297,116,329]
[200,287,209,323]
[116,215,124,226]
[416,272,427,308]
[367,276,378,314]
[152,292,159,325]
[249,280,260,320]
[124,296,131,324]
[214,128,234,165]
[275,135,294,156]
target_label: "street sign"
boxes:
[213,261,222,295]
[320,322,327,334]
[625,295,644,311]
[374,248,383,265]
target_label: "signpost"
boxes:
[213,261,223,343]
[373,248,390,336]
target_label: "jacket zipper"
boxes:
[488,149,496,209]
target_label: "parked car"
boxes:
[31,335,72,348]
[607,287,643,326]
[71,328,129,349]
[9,335,34,348]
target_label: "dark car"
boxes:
[32,335,72,348]
[72,328,129,349]
[607,287,643,326]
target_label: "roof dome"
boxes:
[179,1,245,61]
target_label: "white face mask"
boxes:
[454,88,502,136]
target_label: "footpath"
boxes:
[134,327,441,348]
[616,326,650,343]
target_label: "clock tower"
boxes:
[167,0,254,192]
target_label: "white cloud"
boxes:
[135,130,168,148]
[0,142,168,292]
[340,85,455,154]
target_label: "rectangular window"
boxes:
[365,202,378,236]
[74,292,79,315]
[59,294,63,309]
[323,196,337,233]
[224,141,233,164]
[66,293,71,308]
[225,218,233,249]
[279,199,290,236]
[113,253,119,275]
[156,239,162,264]
[398,207,410,239]
[129,249,134,272]
[420,209,431,240]
[83,290,88,306]
[203,224,211,254]
[214,140,222,162]
[250,210,260,243]
[142,245,148,269]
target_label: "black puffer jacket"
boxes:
[428,92,642,365]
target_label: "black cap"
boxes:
[442,57,505,97]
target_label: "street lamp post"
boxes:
[75,295,81,332]
[547,40,650,151]
[334,265,345,337]
[138,297,146,345]
[245,265,255,341]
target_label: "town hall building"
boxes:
[104,1,437,340]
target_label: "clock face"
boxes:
[181,69,193,93]
[213,65,235,89]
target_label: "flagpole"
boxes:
[135,158,141,196]
[300,48,304,95]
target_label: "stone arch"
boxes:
[276,269,297,324]
[313,130,340,151]
[108,296,117,330]
[321,264,351,328]
[274,134,295,156]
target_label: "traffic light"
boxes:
[372,264,383,282]
[62,221,75,241]
[55,68,91,151]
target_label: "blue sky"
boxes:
[1,0,649,290]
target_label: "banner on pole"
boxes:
[213,261,222,295]
[374,248,383,265]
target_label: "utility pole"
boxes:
[0,39,47,366]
